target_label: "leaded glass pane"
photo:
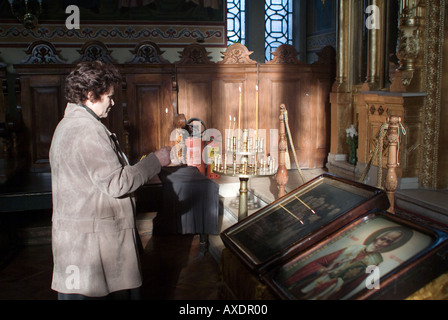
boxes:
[265,0,293,61]
[227,0,246,45]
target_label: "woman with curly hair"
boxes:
[50,61,171,300]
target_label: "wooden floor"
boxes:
[0,211,221,300]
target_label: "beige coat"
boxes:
[50,103,161,297]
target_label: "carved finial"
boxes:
[127,41,170,64]
[76,41,117,64]
[176,43,214,65]
[219,43,256,64]
[266,44,301,65]
[21,40,65,64]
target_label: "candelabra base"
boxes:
[213,167,276,221]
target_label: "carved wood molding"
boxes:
[76,40,117,64]
[420,0,444,188]
[21,40,66,64]
[218,43,256,64]
[266,44,301,65]
[127,41,170,64]
[176,43,214,65]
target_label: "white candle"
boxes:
[255,85,259,140]
[238,86,242,135]
[165,107,169,143]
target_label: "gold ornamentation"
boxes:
[420,0,444,188]
[396,1,425,87]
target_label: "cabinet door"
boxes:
[20,74,65,170]
[125,73,173,163]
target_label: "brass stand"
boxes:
[213,129,276,221]
[238,177,249,221]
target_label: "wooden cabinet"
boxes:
[123,68,174,163]
[11,41,335,172]
[176,44,335,169]
[13,65,69,170]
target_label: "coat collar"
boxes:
[81,104,101,121]
[65,103,100,121]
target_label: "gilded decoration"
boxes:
[352,1,444,189]
[396,1,425,87]
[420,0,444,188]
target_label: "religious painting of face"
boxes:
[270,214,435,300]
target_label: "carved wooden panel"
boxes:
[356,92,424,179]
[256,65,332,169]
[18,73,66,169]
[176,61,333,168]
[125,72,174,163]
[174,44,334,169]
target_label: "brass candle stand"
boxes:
[213,129,277,221]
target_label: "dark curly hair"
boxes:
[64,61,122,104]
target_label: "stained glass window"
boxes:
[265,0,293,61]
[226,0,293,62]
[227,0,246,45]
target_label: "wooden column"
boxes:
[385,115,400,213]
[276,104,288,198]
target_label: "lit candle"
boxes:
[233,116,236,137]
[165,107,169,144]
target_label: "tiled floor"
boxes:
[0,211,221,300]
